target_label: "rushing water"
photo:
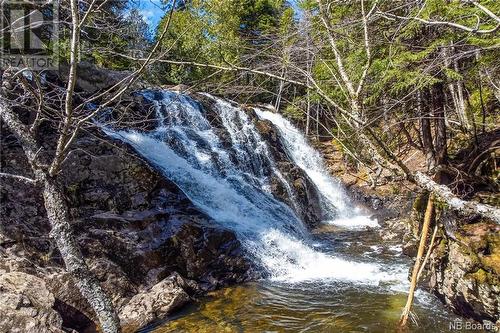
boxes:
[151,227,464,333]
[104,90,465,332]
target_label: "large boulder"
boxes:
[119,273,191,333]
[0,272,64,333]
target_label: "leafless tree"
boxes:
[0,0,177,332]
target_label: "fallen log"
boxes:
[414,171,500,224]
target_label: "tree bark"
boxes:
[418,90,436,170]
[432,84,447,166]
[414,171,500,223]
[41,176,121,333]
[274,68,286,110]
[305,91,311,136]
[443,43,470,131]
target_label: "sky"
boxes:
[137,0,167,29]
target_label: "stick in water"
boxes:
[399,193,434,327]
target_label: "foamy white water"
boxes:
[255,109,378,229]
[103,90,403,287]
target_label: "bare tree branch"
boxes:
[377,10,500,34]
[0,172,38,185]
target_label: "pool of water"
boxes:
[150,224,477,333]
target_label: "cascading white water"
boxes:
[255,109,379,229]
[103,90,406,286]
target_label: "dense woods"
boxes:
[0,0,499,332]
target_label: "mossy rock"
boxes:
[466,268,499,286]
[481,232,500,277]
[456,222,500,282]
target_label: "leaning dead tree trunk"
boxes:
[0,100,121,333]
[414,171,500,223]
[42,177,120,333]
[400,194,434,327]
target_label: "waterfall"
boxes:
[255,109,378,229]
[103,90,405,285]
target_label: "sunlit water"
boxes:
[103,91,471,332]
[150,227,469,333]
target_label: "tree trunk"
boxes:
[432,84,447,166]
[315,104,320,138]
[452,53,470,131]
[42,175,122,333]
[444,43,470,131]
[418,90,436,170]
[305,91,311,136]
[414,171,500,223]
[274,67,286,110]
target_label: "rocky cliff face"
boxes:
[402,193,499,325]
[422,217,499,324]
[0,133,258,332]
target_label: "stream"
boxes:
[151,225,464,332]
[105,90,473,332]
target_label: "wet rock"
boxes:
[255,119,278,143]
[0,272,64,333]
[1,134,257,331]
[119,272,191,333]
[251,115,323,228]
[161,224,259,290]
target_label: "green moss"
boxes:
[67,183,79,194]
[481,233,500,276]
[409,192,431,237]
[435,237,448,257]
[470,268,488,284]
[453,221,500,287]
[433,198,449,211]
[412,192,429,213]
[467,268,499,286]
